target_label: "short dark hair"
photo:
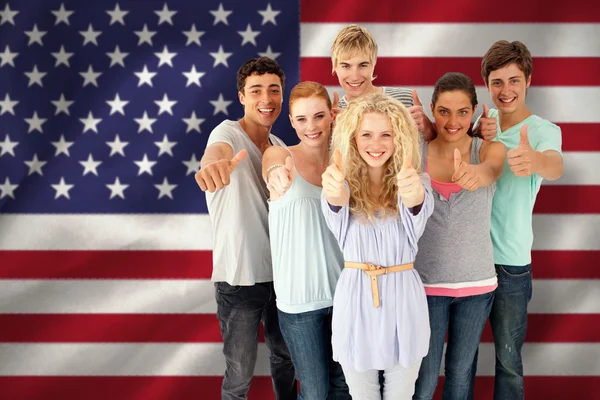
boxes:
[481,40,532,86]
[236,57,285,93]
[431,72,478,109]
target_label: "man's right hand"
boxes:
[322,149,349,207]
[195,149,248,192]
[478,104,498,140]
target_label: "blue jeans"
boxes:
[470,264,532,400]
[215,281,298,400]
[413,291,494,400]
[278,307,351,400]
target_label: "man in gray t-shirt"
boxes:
[195,57,297,400]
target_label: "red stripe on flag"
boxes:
[301,57,600,87]
[0,314,265,343]
[300,0,600,23]
[1,250,598,279]
[0,376,275,400]
[558,124,600,152]
[479,314,600,343]
[534,186,600,214]
[465,377,600,400]
[0,250,213,279]
[0,376,598,400]
[3,313,597,343]
[531,251,600,279]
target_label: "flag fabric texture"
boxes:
[0,0,598,399]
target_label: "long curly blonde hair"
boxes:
[331,93,421,219]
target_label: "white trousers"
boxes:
[342,360,422,400]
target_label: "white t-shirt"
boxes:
[205,120,286,285]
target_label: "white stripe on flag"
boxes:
[0,343,598,376]
[532,215,600,251]
[302,23,600,57]
[0,279,597,314]
[544,152,600,186]
[2,214,599,251]
[1,215,599,250]
[325,86,600,123]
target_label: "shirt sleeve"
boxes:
[533,121,563,155]
[398,172,434,253]
[207,123,236,150]
[320,184,350,249]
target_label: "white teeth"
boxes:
[259,108,274,113]
[348,82,362,87]
[447,128,459,133]
[367,152,383,157]
[499,98,515,103]
[306,133,320,139]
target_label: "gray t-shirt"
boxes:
[205,120,286,285]
[414,137,497,292]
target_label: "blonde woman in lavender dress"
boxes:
[321,93,433,399]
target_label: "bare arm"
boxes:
[535,150,564,181]
[200,142,233,168]
[477,140,507,186]
[261,146,291,179]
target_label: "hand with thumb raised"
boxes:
[452,148,481,191]
[396,153,425,208]
[267,155,296,199]
[322,149,349,207]
[196,149,248,193]
[507,124,540,177]
[478,104,498,140]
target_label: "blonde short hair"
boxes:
[330,24,378,73]
[331,93,421,220]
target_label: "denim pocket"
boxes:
[498,265,531,278]
[215,281,242,295]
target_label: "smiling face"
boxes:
[431,90,476,143]
[289,96,333,148]
[487,63,530,117]
[238,72,283,129]
[355,112,394,172]
[334,52,376,101]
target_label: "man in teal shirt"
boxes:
[472,40,564,400]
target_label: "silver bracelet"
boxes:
[263,164,285,184]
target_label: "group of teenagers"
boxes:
[195,25,564,400]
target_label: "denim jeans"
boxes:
[278,307,351,400]
[215,281,298,400]
[413,291,494,400]
[469,264,532,400]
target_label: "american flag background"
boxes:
[0,0,598,399]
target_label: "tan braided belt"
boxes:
[344,262,414,308]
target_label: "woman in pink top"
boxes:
[412,72,506,400]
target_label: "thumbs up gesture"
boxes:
[452,148,481,191]
[408,89,426,133]
[506,124,541,177]
[195,149,248,192]
[396,153,425,208]
[478,104,498,140]
[331,91,341,129]
[266,156,295,199]
[322,149,349,207]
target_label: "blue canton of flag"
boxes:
[0,0,300,214]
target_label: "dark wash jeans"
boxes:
[413,291,494,400]
[278,307,351,400]
[469,264,533,400]
[215,281,298,400]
